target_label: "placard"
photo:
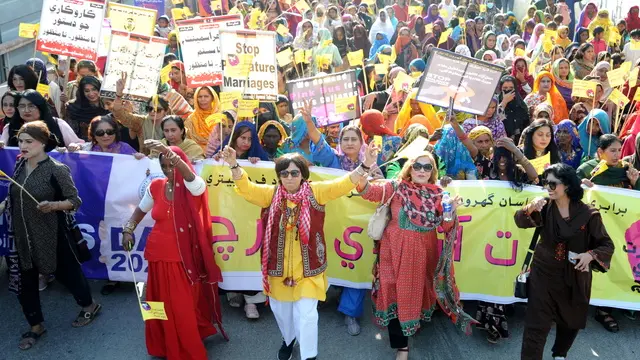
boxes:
[177,15,244,87]
[220,29,278,101]
[572,79,597,98]
[107,3,157,36]
[287,70,360,127]
[101,31,168,102]
[19,23,40,39]
[416,48,504,116]
[36,0,106,61]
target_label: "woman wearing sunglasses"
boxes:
[220,133,379,360]
[69,116,144,160]
[515,163,614,360]
[356,152,475,360]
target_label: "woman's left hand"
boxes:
[299,99,314,124]
[451,195,462,212]
[573,252,593,272]
[144,139,168,154]
[495,137,519,153]
[37,201,58,213]
[627,167,639,186]
[363,141,380,168]
[248,157,260,164]
[67,143,82,152]
[133,153,146,160]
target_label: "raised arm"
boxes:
[449,116,478,159]
[495,137,539,182]
[300,100,323,146]
[514,197,547,229]
[220,146,276,208]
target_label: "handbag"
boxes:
[367,183,397,241]
[50,174,91,264]
[514,227,541,299]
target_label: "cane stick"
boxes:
[0,171,39,205]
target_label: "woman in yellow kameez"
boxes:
[394,90,438,135]
[220,108,379,360]
[185,86,220,150]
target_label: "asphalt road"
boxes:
[0,277,639,360]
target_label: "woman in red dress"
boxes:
[121,143,226,360]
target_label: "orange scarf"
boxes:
[186,86,220,147]
[532,71,569,124]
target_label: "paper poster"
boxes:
[374,63,387,75]
[629,67,639,88]
[606,88,630,108]
[529,152,551,175]
[36,0,106,61]
[294,49,311,64]
[276,48,293,67]
[393,72,415,94]
[571,79,597,98]
[177,15,244,87]
[394,136,430,161]
[237,99,260,118]
[36,84,50,98]
[98,19,112,57]
[606,67,627,88]
[140,301,168,321]
[409,6,422,15]
[287,70,360,127]
[294,0,310,14]
[632,40,640,50]
[219,91,242,110]
[107,3,157,36]
[19,23,40,39]
[416,48,504,116]
[220,29,278,101]
[101,31,168,102]
[347,50,363,66]
[133,0,166,17]
[276,24,289,36]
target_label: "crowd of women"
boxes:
[1,0,640,360]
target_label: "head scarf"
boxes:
[552,58,574,89]
[576,2,598,31]
[333,25,349,57]
[424,4,443,24]
[384,6,398,28]
[499,75,528,112]
[395,90,438,134]
[369,32,390,58]
[415,17,427,42]
[394,27,414,54]
[527,24,545,51]
[533,10,545,24]
[573,27,589,43]
[495,34,510,58]
[66,76,109,130]
[399,115,430,137]
[588,10,613,40]
[620,103,640,156]
[626,6,640,32]
[455,45,472,57]
[221,121,270,161]
[533,103,554,120]
[168,60,185,91]
[370,9,395,43]
[482,50,498,62]
[532,71,569,124]
[468,125,493,142]
[506,11,519,35]
[622,133,640,169]
[360,109,396,141]
[285,113,319,148]
[577,109,611,158]
[8,90,64,147]
[475,31,500,59]
[554,119,583,168]
[187,86,220,140]
[351,24,371,57]
[25,58,48,85]
[409,58,426,72]
[258,120,287,147]
[435,124,477,179]
[397,123,430,153]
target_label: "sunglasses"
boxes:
[542,179,560,190]
[412,162,433,172]
[279,170,301,178]
[146,106,164,113]
[95,129,116,137]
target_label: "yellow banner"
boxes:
[202,163,640,309]
[607,67,627,88]
[572,79,597,99]
[19,23,39,39]
[108,3,157,36]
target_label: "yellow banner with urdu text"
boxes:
[201,162,640,309]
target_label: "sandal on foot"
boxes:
[100,281,120,296]
[72,304,102,327]
[395,348,409,360]
[595,312,619,333]
[18,329,47,350]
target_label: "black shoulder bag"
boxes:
[514,227,541,299]
[50,174,91,264]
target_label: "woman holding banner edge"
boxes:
[220,101,379,360]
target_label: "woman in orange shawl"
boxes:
[524,71,569,124]
[395,90,438,134]
[185,86,220,150]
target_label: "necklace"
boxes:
[535,149,545,158]
[283,205,300,287]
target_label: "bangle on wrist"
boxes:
[229,163,240,170]
[360,163,371,171]
[457,133,468,141]
[123,220,138,234]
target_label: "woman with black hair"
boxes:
[26,58,62,116]
[578,134,640,191]
[0,90,82,148]
[515,163,614,360]
[520,119,561,180]
[8,65,39,92]
[6,121,101,350]
[64,76,109,140]
[1,91,19,133]
[160,115,204,161]
[498,75,530,144]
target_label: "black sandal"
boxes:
[595,312,619,333]
[100,281,120,296]
[18,329,47,350]
[72,304,102,328]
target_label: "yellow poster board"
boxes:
[606,88,630,108]
[347,50,364,66]
[19,23,39,39]
[237,99,260,118]
[140,301,168,321]
[335,96,357,113]
[219,91,242,111]
[528,152,551,175]
[572,79,597,98]
[107,3,157,36]
[607,67,627,88]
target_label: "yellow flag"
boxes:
[619,61,632,75]
[210,0,223,11]
[528,56,538,74]
[635,89,640,101]
[140,301,168,321]
[36,83,49,98]
[606,88,630,108]
[590,160,609,179]
[374,63,387,75]
[335,96,357,113]
[228,7,242,15]
[606,67,627,88]
[571,79,597,98]
[514,48,525,57]
[393,72,415,94]
[248,9,263,29]
[608,30,621,45]
[19,23,39,39]
[369,71,376,91]
[277,24,289,36]
[629,67,639,88]
[226,54,254,77]
[438,28,452,45]
[276,48,293,67]
[294,0,310,14]
[160,64,172,84]
[480,4,487,12]
[294,50,306,64]
[425,24,433,34]
[632,40,640,50]
[377,53,392,66]
[317,54,333,70]
[439,8,448,18]
[394,136,430,160]
[171,8,186,20]
[238,99,260,118]
[347,50,364,66]
[219,91,242,110]
[205,113,225,127]
[183,6,194,17]
[529,152,551,175]
[409,6,422,16]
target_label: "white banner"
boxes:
[220,29,279,101]
[177,15,244,88]
[37,0,106,61]
[101,30,167,101]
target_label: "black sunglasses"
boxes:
[95,129,116,137]
[542,179,560,190]
[279,170,301,178]
[412,162,433,172]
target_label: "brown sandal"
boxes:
[18,329,46,350]
[72,304,102,327]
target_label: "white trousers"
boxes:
[269,297,319,360]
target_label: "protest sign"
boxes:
[276,48,294,67]
[393,71,415,94]
[409,6,422,15]
[177,15,244,88]
[287,70,360,127]
[134,0,166,16]
[630,67,639,88]
[19,23,40,39]
[607,67,627,88]
[107,3,157,36]
[571,79,597,98]
[606,88,630,108]
[36,84,50,98]
[36,0,106,61]
[528,152,551,175]
[219,91,242,111]
[220,29,278,101]
[416,48,504,116]
[346,50,364,66]
[101,31,167,102]
[4,150,637,309]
